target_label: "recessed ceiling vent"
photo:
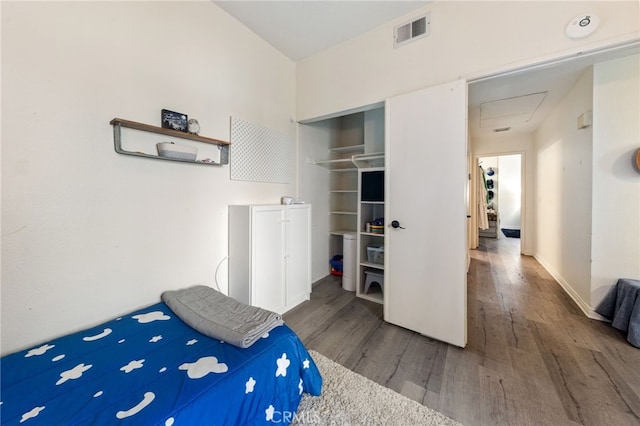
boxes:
[394,13,430,48]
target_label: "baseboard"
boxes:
[532,254,605,320]
[588,309,609,322]
[312,274,336,287]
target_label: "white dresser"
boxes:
[228,204,311,314]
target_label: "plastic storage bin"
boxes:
[329,255,343,276]
[366,244,384,264]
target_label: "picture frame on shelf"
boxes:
[161,109,188,132]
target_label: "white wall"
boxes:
[534,68,594,310]
[591,54,640,307]
[297,121,335,282]
[499,154,522,230]
[297,1,639,121]
[532,54,640,314]
[1,2,296,355]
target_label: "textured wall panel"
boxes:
[230,116,292,183]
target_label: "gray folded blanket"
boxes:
[595,278,640,348]
[161,285,284,348]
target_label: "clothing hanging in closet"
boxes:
[478,166,489,230]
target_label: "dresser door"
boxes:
[285,204,311,310]
[251,205,286,314]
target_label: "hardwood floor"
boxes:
[284,236,640,425]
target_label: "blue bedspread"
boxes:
[1,302,322,425]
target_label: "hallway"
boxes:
[284,236,640,425]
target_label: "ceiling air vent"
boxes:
[394,13,430,48]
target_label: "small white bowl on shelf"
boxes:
[156,142,197,161]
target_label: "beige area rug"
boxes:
[294,350,462,426]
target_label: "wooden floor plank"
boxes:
[437,345,483,425]
[284,236,640,425]
[571,347,640,425]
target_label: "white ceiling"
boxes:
[468,44,638,139]
[213,1,429,61]
[214,1,638,138]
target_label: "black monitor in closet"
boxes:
[361,170,384,202]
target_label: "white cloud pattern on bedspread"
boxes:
[2,304,322,425]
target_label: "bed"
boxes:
[1,300,322,425]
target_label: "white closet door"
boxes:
[251,206,286,314]
[384,79,468,347]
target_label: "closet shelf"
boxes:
[352,152,385,168]
[313,158,354,166]
[110,118,229,165]
[361,232,384,237]
[329,167,357,173]
[361,261,384,270]
[314,153,384,170]
[358,291,383,304]
[330,229,356,236]
[328,144,365,154]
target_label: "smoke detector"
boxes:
[565,14,600,39]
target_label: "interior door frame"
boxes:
[465,41,639,257]
[471,151,526,254]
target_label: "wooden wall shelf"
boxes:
[110,118,230,165]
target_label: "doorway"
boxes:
[466,42,638,259]
[477,153,524,253]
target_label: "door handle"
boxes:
[391,220,405,229]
